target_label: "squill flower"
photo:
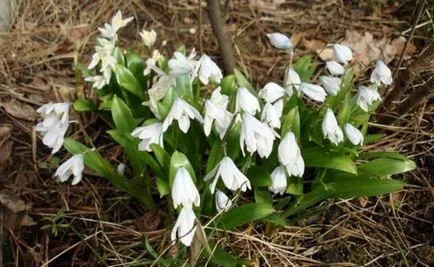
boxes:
[326,61,345,76]
[171,206,197,247]
[258,82,288,103]
[98,10,133,41]
[172,167,200,209]
[284,67,301,93]
[371,60,392,86]
[300,82,327,102]
[198,54,223,85]
[320,76,342,96]
[131,123,164,152]
[235,87,261,115]
[333,44,353,65]
[266,32,293,49]
[54,154,84,185]
[140,29,157,48]
[261,100,283,129]
[117,163,126,176]
[85,75,106,89]
[344,123,364,146]
[162,97,203,133]
[278,132,304,177]
[215,190,233,212]
[240,113,279,158]
[356,86,381,112]
[144,50,163,75]
[168,51,194,77]
[322,109,344,145]
[203,89,233,139]
[205,156,251,193]
[269,165,287,195]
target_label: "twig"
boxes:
[207,0,235,74]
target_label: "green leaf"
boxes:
[73,99,97,112]
[150,144,171,169]
[126,52,145,78]
[262,214,289,227]
[111,96,136,133]
[357,157,416,178]
[364,133,385,145]
[287,177,304,195]
[169,151,196,186]
[337,92,352,124]
[206,140,222,174]
[293,56,316,81]
[358,151,409,161]
[234,69,255,93]
[328,70,353,109]
[281,106,300,138]
[156,176,170,197]
[282,185,333,217]
[247,166,272,187]
[254,189,272,205]
[175,75,193,100]
[115,65,144,98]
[113,47,125,65]
[302,147,357,174]
[329,177,405,199]
[219,203,275,230]
[208,248,239,267]
[220,74,236,96]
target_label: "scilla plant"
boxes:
[36,11,415,264]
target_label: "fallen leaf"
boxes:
[0,190,36,230]
[0,140,13,164]
[1,98,38,121]
[135,211,164,232]
[301,38,334,61]
[0,190,31,212]
[0,125,12,145]
[391,36,416,58]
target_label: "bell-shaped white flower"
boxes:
[172,167,200,209]
[278,132,304,177]
[284,67,301,93]
[356,86,381,112]
[171,206,197,247]
[131,123,164,152]
[98,11,132,41]
[162,98,203,133]
[344,123,364,146]
[117,163,126,176]
[54,154,84,185]
[326,61,345,76]
[111,10,133,32]
[300,82,327,102]
[259,82,289,103]
[205,156,251,193]
[85,75,106,89]
[333,44,353,65]
[269,165,287,195]
[322,109,344,145]
[320,76,342,96]
[88,38,117,83]
[203,89,233,139]
[168,51,194,77]
[266,32,293,50]
[240,113,279,158]
[261,100,283,129]
[371,60,392,86]
[235,87,261,115]
[215,190,232,212]
[144,50,163,75]
[140,29,157,48]
[198,54,223,85]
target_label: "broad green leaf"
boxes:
[126,52,145,79]
[220,74,236,96]
[282,185,333,217]
[328,70,353,109]
[286,177,304,195]
[219,203,275,230]
[262,214,289,227]
[111,96,136,133]
[206,140,222,174]
[302,147,357,174]
[247,166,272,187]
[73,99,97,112]
[115,65,144,98]
[358,157,416,178]
[175,75,193,100]
[293,56,316,81]
[150,144,171,169]
[113,47,125,65]
[281,106,300,139]
[169,151,196,186]
[337,92,352,124]
[254,189,272,205]
[358,151,409,161]
[156,176,170,197]
[329,177,404,199]
[208,248,239,267]
[234,68,255,93]
[364,133,385,145]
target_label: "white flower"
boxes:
[54,154,84,185]
[203,89,233,139]
[269,165,287,195]
[300,83,327,102]
[235,87,261,115]
[326,61,345,76]
[333,44,353,65]
[215,190,232,212]
[322,109,344,145]
[168,51,194,77]
[356,86,381,112]
[131,123,164,152]
[35,102,70,154]
[371,60,392,86]
[144,50,163,75]
[320,76,342,96]
[205,156,251,193]
[284,67,301,93]
[85,75,106,89]
[171,206,197,247]
[98,23,117,40]
[111,10,133,32]
[261,100,283,129]
[266,32,293,49]
[278,132,304,177]
[162,98,203,133]
[198,54,223,85]
[259,82,288,103]
[344,123,364,146]
[88,38,117,83]
[172,167,200,209]
[240,113,279,158]
[117,163,126,175]
[140,29,157,48]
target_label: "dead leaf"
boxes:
[0,125,12,145]
[0,190,31,212]
[391,36,416,58]
[0,140,13,164]
[301,38,334,61]
[135,211,164,232]
[0,190,36,230]
[1,98,38,121]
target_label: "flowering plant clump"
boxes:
[36,11,415,262]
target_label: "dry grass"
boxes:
[0,0,433,266]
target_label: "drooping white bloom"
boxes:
[204,156,251,193]
[162,98,203,133]
[168,51,194,77]
[35,102,70,154]
[131,123,164,152]
[215,190,232,212]
[171,206,197,247]
[144,50,163,75]
[300,83,327,102]
[203,89,233,139]
[326,61,345,76]
[117,163,126,176]
[85,75,106,89]
[371,60,392,86]
[198,54,223,85]
[322,109,344,145]
[320,76,342,96]
[278,132,304,177]
[333,44,353,64]
[88,38,116,70]
[98,11,133,41]
[54,154,84,185]
[240,113,279,158]
[284,67,301,93]
[235,87,261,115]
[269,165,287,195]
[356,86,382,112]
[266,32,293,50]
[261,100,283,129]
[344,123,364,146]
[258,82,288,103]
[140,29,157,48]
[172,167,200,209]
